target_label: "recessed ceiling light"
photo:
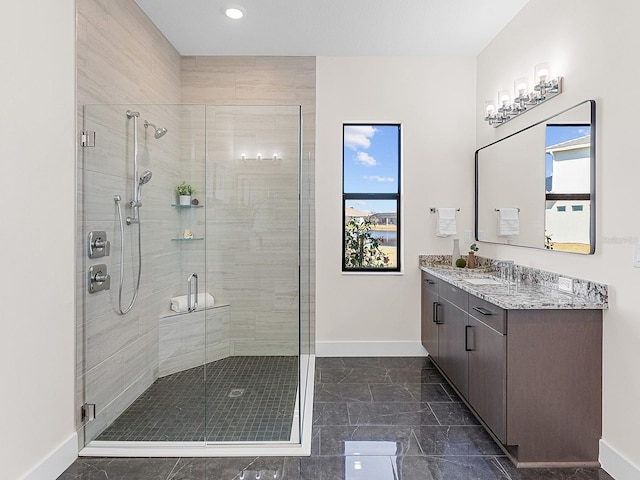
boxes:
[225,7,245,20]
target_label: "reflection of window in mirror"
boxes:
[544,124,591,254]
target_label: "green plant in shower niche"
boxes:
[176,181,195,195]
[344,217,389,268]
[469,243,479,253]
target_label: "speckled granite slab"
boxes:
[419,255,608,310]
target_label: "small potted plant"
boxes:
[468,243,479,269]
[177,181,195,205]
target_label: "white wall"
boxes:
[477,0,640,476]
[316,57,476,354]
[0,1,77,479]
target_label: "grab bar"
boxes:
[187,273,199,313]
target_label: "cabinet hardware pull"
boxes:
[465,325,474,351]
[472,306,493,316]
[433,302,443,324]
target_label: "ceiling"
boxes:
[134,0,529,57]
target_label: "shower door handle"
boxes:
[187,273,199,312]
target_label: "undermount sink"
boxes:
[462,277,504,286]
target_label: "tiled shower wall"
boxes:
[181,57,316,357]
[76,0,183,445]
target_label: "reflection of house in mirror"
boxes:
[545,133,591,253]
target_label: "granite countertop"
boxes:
[420,264,608,310]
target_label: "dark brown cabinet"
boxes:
[438,284,469,400]
[420,272,439,361]
[420,270,602,467]
[467,305,507,444]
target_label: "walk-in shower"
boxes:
[78,104,313,457]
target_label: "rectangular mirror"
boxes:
[475,100,596,254]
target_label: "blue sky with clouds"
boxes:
[343,124,399,214]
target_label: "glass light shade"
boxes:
[498,90,511,107]
[514,77,529,98]
[484,100,496,116]
[534,63,552,84]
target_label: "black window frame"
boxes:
[342,123,401,273]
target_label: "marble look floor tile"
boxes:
[314,383,372,403]
[369,383,418,402]
[413,426,504,456]
[429,402,481,426]
[316,425,422,456]
[316,357,381,368]
[347,402,439,426]
[402,455,510,480]
[317,367,394,384]
[408,383,453,403]
[494,457,615,480]
[167,457,287,480]
[57,457,178,480]
[441,382,465,402]
[313,402,350,426]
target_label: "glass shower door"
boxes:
[79,104,208,445]
[204,105,302,443]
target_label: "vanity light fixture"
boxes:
[484,64,563,127]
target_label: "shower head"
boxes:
[144,120,168,139]
[139,171,153,185]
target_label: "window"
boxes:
[342,124,400,272]
[572,205,584,212]
[557,206,566,212]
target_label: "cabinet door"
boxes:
[438,299,469,399]
[421,282,439,361]
[467,314,507,443]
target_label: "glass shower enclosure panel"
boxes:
[205,105,302,443]
[80,104,208,444]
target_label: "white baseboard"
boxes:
[316,341,427,357]
[600,438,640,480]
[22,433,77,480]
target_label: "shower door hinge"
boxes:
[81,403,96,423]
[81,130,96,147]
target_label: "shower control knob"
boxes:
[88,231,110,258]
[88,264,111,294]
[93,272,108,283]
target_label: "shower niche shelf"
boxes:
[171,203,203,208]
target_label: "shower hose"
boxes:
[114,195,142,315]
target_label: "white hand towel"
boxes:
[170,293,215,313]
[497,208,520,236]
[436,208,457,237]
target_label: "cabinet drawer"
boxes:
[468,295,506,334]
[439,282,468,311]
[421,271,440,294]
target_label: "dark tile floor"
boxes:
[59,357,614,480]
[96,356,298,442]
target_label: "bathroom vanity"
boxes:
[419,259,607,468]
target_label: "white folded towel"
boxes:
[497,208,520,236]
[436,208,457,237]
[170,293,215,313]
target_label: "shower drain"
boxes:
[228,388,245,398]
